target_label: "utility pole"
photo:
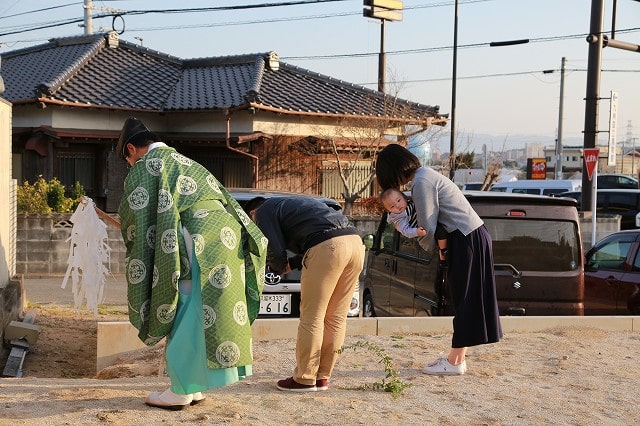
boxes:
[83,0,93,35]
[379,20,386,93]
[626,120,633,174]
[581,0,604,212]
[363,1,403,94]
[582,0,640,211]
[448,0,459,180]
[555,57,566,180]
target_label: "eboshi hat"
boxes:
[116,117,151,159]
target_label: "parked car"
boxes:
[228,188,361,318]
[490,179,581,196]
[597,174,639,189]
[558,189,640,230]
[361,192,584,317]
[460,182,486,191]
[584,229,640,314]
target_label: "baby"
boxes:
[380,187,449,265]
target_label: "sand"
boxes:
[0,303,639,425]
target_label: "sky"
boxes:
[1,0,639,155]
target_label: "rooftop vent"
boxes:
[266,51,279,72]
[107,31,119,48]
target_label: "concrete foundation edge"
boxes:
[96,316,640,372]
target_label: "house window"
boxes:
[58,153,95,194]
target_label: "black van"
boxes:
[558,189,640,230]
[362,192,584,317]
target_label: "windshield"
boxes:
[484,218,580,272]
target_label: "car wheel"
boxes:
[363,292,376,317]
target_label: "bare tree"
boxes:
[315,95,445,215]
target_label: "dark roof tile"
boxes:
[0,32,441,122]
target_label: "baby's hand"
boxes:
[417,227,427,237]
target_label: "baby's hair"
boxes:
[380,187,405,201]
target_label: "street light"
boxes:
[363,0,403,93]
[446,0,528,180]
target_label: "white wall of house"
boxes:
[0,98,15,285]
[14,103,409,142]
[544,145,584,171]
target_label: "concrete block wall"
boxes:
[0,275,25,360]
[15,214,374,278]
[16,214,126,277]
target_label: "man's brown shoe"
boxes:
[276,377,317,392]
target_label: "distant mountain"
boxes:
[432,131,586,154]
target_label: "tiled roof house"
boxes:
[1,32,445,212]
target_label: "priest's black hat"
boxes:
[116,117,151,159]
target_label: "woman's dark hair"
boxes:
[375,144,421,190]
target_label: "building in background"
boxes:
[1,32,445,211]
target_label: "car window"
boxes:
[380,222,396,250]
[588,240,632,271]
[485,218,580,272]
[633,249,640,272]
[599,176,613,187]
[621,176,638,188]
[398,234,421,257]
[543,188,569,195]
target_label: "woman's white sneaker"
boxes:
[422,358,466,375]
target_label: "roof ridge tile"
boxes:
[245,56,265,103]
[36,37,105,97]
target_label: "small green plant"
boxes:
[16,176,84,213]
[337,340,412,399]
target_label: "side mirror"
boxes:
[635,212,640,228]
[362,234,374,250]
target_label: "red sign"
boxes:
[528,158,547,180]
[584,148,600,181]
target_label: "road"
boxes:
[23,275,127,307]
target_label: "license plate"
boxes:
[260,294,292,315]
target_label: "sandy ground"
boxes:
[1,302,639,425]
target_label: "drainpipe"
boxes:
[224,108,259,187]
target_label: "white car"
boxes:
[229,188,360,318]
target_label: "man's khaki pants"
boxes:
[293,234,365,385]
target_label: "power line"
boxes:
[0,0,349,37]
[0,0,492,38]
[0,2,78,21]
[283,28,640,60]
[356,68,640,87]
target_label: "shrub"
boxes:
[357,195,385,216]
[16,176,85,213]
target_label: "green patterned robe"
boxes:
[118,146,267,370]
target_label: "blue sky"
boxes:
[1,0,639,154]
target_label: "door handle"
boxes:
[383,258,397,274]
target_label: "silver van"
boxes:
[490,179,581,196]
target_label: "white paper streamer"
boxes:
[61,197,112,315]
